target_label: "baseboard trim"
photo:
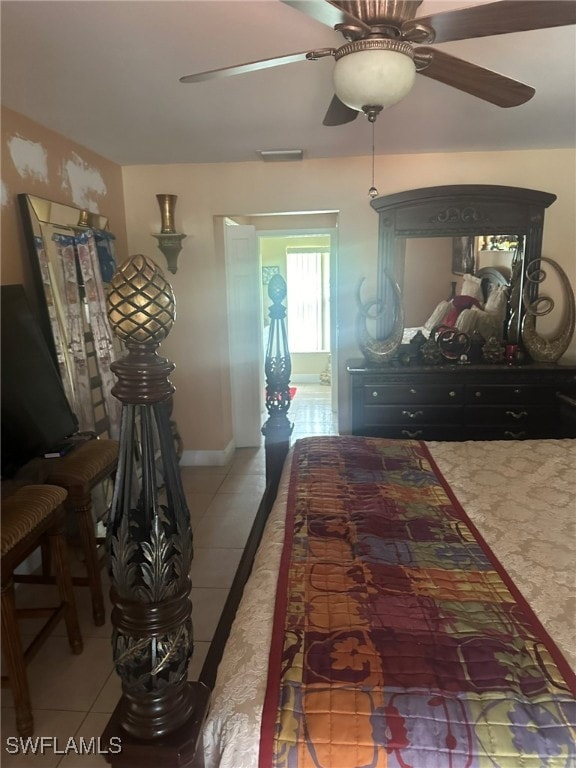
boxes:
[179,439,236,467]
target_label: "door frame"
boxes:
[257,227,338,414]
[224,221,264,447]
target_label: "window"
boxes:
[286,248,330,353]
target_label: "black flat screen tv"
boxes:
[1,284,79,477]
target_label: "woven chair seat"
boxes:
[1,483,83,737]
[1,485,67,556]
[44,439,119,488]
[41,438,119,626]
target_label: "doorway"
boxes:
[224,218,338,449]
[258,229,337,422]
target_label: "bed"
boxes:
[187,268,575,767]
[197,434,575,767]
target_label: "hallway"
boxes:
[288,381,338,440]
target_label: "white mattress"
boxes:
[201,438,576,768]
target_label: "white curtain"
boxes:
[286,251,329,353]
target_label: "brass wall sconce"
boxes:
[152,194,186,274]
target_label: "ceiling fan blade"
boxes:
[281,0,371,34]
[416,1,576,45]
[323,94,359,126]
[180,51,315,83]
[415,47,535,107]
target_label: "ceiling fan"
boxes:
[180,0,576,125]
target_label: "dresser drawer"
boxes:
[347,359,576,442]
[465,384,548,405]
[356,424,463,440]
[363,384,463,405]
[465,425,539,440]
[465,405,554,426]
[362,404,462,426]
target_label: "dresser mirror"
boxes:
[370,185,556,349]
[400,233,522,346]
[18,193,121,438]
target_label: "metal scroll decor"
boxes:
[356,274,404,364]
[521,256,575,362]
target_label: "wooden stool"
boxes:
[42,439,119,626]
[1,485,83,737]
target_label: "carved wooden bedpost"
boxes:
[101,255,209,766]
[261,274,293,495]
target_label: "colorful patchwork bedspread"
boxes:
[259,436,576,767]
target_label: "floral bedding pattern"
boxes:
[258,436,576,767]
[202,438,576,768]
[427,438,575,671]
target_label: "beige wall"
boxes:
[1,107,128,294]
[2,106,575,455]
[122,148,576,442]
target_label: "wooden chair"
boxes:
[41,439,119,626]
[1,484,83,737]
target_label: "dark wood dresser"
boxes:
[347,360,576,440]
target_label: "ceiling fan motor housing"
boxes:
[333,39,416,113]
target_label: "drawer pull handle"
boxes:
[449,391,456,398]
[505,430,526,439]
[505,409,528,420]
[402,410,423,420]
[401,429,423,438]
[514,388,522,395]
[371,391,379,398]
[474,391,482,398]
[409,388,417,395]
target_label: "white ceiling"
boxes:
[1,0,575,166]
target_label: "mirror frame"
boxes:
[370,184,556,344]
[18,193,120,437]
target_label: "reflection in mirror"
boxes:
[372,185,557,360]
[18,194,121,438]
[400,234,523,345]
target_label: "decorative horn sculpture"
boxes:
[356,274,404,365]
[521,256,575,362]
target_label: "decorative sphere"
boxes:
[107,255,175,344]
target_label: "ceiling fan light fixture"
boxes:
[333,39,416,114]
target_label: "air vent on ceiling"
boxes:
[257,149,304,162]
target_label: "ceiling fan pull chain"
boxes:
[368,121,378,199]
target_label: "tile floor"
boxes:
[1,383,336,766]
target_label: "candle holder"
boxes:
[153,195,186,274]
[157,194,177,233]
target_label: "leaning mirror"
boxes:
[19,194,121,438]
